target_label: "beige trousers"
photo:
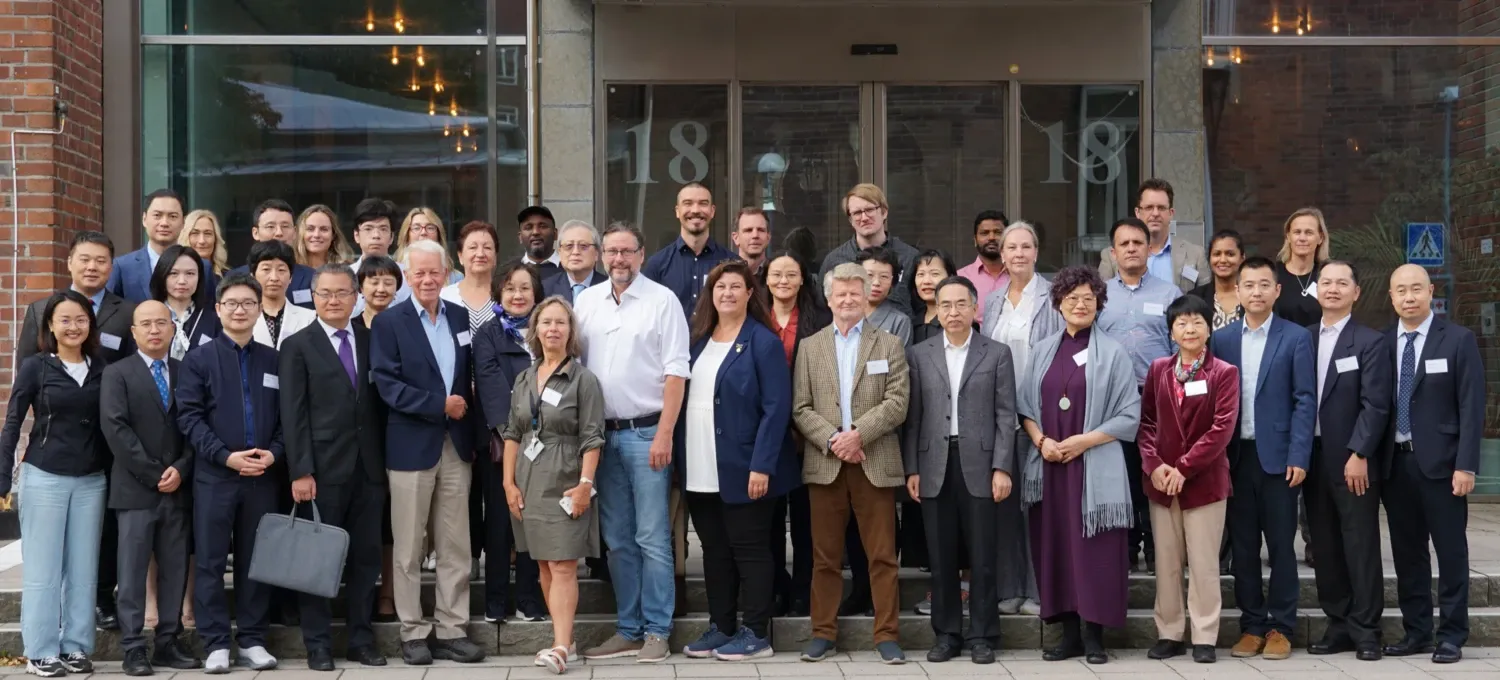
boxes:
[1150,498,1227,645]
[390,438,472,642]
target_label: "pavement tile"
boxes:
[837,661,924,675]
[667,661,761,676]
[424,668,521,680]
[591,664,673,677]
[759,662,844,675]
[1243,657,1338,671]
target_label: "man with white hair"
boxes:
[542,220,608,303]
[370,239,485,666]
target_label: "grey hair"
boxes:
[558,219,600,246]
[1000,220,1040,249]
[399,238,452,272]
[314,263,357,290]
[823,262,872,299]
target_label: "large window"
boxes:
[140,1,530,262]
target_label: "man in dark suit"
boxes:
[175,273,284,674]
[370,240,484,666]
[226,199,317,309]
[101,301,201,676]
[1304,260,1390,661]
[1210,255,1316,661]
[542,220,608,304]
[279,263,389,671]
[901,277,1015,665]
[1381,264,1483,664]
[106,189,185,304]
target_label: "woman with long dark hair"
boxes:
[907,248,960,346]
[1187,230,1246,331]
[150,244,220,362]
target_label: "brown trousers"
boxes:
[1150,498,1227,645]
[809,463,900,643]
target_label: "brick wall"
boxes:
[0,0,104,398]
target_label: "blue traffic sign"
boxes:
[1406,222,1445,267]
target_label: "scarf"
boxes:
[497,305,529,347]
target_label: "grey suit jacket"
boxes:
[902,332,1017,499]
[979,275,1065,347]
[1098,237,1210,294]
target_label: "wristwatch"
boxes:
[579,476,594,486]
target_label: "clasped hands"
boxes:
[1038,435,1087,464]
[226,448,276,477]
[829,429,865,463]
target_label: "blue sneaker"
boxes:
[714,627,774,661]
[684,625,734,659]
[876,641,906,665]
[801,637,836,662]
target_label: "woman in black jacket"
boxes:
[0,290,109,677]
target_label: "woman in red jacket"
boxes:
[1139,294,1240,664]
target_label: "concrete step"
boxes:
[10,608,1500,661]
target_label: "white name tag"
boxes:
[523,436,543,461]
[1184,380,1208,397]
[1304,282,1319,298]
[1335,356,1359,373]
[100,333,121,350]
[262,374,279,390]
[1426,358,1449,374]
[292,289,312,304]
[1072,349,1088,366]
[867,359,889,375]
[1181,265,1199,282]
[1143,302,1165,317]
[198,334,213,346]
[542,388,563,406]
[456,331,472,347]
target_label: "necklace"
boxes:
[1056,344,1087,411]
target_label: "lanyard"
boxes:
[530,356,572,431]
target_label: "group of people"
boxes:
[0,177,1482,677]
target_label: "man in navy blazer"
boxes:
[174,273,284,674]
[1304,261,1390,661]
[107,188,187,304]
[1381,264,1483,664]
[1209,255,1316,661]
[226,199,317,309]
[369,239,485,666]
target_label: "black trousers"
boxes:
[923,445,999,644]
[772,486,813,608]
[117,501,189,651]
[98,506,118,608]
[1384,445,1469,647]
[899,497,928,569]
[1305,438,1383,645]
[295,477,386,651]
[686,491,778,638]
[476,457,542,617]
[1119,439,1153,560]
[194,475,279,653]
[1228,439,1299,637]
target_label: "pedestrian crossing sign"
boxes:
[1406,222,1445,267]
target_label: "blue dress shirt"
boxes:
[414,296,456,394]
[833,320,864,431]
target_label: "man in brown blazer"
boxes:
[792,262,911,665]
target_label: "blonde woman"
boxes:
[395,207,463,284]
[179,209,228,276]
[1273,208,1331,328]
[294,204,355,268]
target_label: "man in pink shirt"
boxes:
[956,210,1010,317]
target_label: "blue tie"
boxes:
[151,359,170,409]
[572,283,586,303]
[1397,331,1418,436]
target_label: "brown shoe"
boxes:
[1231,634,1266,658]
[1262,631,1292,660]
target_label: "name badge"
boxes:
[1335,356,1359,373]
[198,334,213,346]
[523,436,544,461]
[100,332,122,350]
[292,289,312,305]
[263,374,280,390]
[867,359,890,375]
[1143,302,1165,317]
[1184,380,1208,397]
[1181,265,1199,282]
[542,387,563,406]
[1304,282,1319,298]
[1426,358,1449,374]
[456,331,472,347]
[1072,349,1088,366]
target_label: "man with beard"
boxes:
[515,206,562,279]
[956,211,1009,318]
[644,182,734,319]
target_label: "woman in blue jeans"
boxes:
[0,290,111,677]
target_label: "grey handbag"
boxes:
[247,501,349,598]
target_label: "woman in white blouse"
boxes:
[978,220,1064,618]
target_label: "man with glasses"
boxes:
[516,206,562,279]
[819,184,921,315]
[351,198,401,314]
[578,222,691,664]
[1099,179,1209,295]
[542,220,608,304]
[227,199,317,309]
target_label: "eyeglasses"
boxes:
[603,248,640,259]
[766,272,801,282]
[848,206,882,220]
[937,300,973,312]
[559,242,595,253]
[410,224,439,235]
[220,300,260,312]
[52,317,90,329]
[1137,205,1172,214]
[134,319,174,330]
[865,272,894,283]
[314,290,356,300]
[1061,295,1097,308]
[358,224,392,235]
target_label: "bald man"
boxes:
[1381,264,1482,664]
[102,301,201,674]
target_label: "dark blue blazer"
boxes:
[542,269,608,303]
[1211,315,1317,473]
[176,304,223,350]
[1381,315,1485,480]
[473,319,533,435]
[370,299,475,470]
[106,247,157,304]
[672,318,798,504]
[228,263,317,309]
[176,334,285,482]
[1306,320,1390,478]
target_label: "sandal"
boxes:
[541,646,569,675]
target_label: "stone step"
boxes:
[9,608,1499,661]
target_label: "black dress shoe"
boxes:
[1192,645,1216,663]
[926,640,959,662]
[96,605,120,630]
[346,645,388,667]
[306,648,335,672]
[1383,637,1436,657]
[1147,639,1184,659]
[1432,642,1463,664]
[1043,644,1083,661]
[1309,636,1354,655]
[969,641,995,665]
[1355,641,1382,661]
[122,647,153,677]
[150,639,202,670]
[1085,649,1109,664]
[402,640,433,666]
[431,636,485,663]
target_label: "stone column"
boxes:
[1151,0,1208,231]
[537,0,596,226]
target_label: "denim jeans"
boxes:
[18,464,106,660]
[597,425,675,639]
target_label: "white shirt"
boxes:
[1239,314,1273,439]
[991,275,1042,388]
[61,357,89,387]
[1315,314,1351,436]
[943,329,972,437]
[833,320,864,432]
[1394,312,1434,443]
[575,275,691,419]
[318,318,358,375]
[685,340,733,493]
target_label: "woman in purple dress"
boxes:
[1017,265,1142,665]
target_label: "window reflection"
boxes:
[140,0,517,36]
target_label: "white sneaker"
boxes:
[204,649,231,674]
[998,597,1025,615]
[236,645,278,670]
[1019,599,1042,616]
[535,644,580,666]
